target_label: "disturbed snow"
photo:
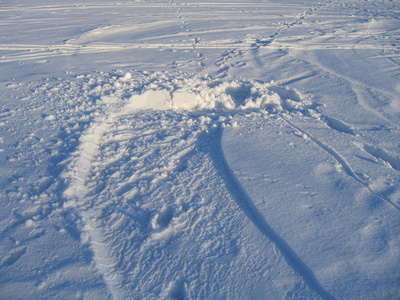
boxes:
[1,0,400,299]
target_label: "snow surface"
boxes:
[1,0,400,299]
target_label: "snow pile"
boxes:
[62,71,317,119]
[128,72,315,113]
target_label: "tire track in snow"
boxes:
[63,109,130,299]
[61,75,158,298]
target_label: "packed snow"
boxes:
[1,0,400,299]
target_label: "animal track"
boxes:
[156,206,175,228]
[1,246,27,266]
[169,278,190,300]
[363,144,400,171]
[322,116,355,135]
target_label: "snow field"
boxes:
[48,69,400,298]
[1,0,400,298]
[223,114,400,299]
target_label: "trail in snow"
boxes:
[3,0,399,70]
[61,69,400,297]
[63,112,125,298]
[281,116,400,213]
[61,71,330,297]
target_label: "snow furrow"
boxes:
[296,51,400,130]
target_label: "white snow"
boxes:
[1,0,400,299]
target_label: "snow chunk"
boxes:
[125,90,172,113]
[121,72,132,82]
[80,72,315,117]
[101,95,118,104]
[44,114,55,121]
[172,91,199,110]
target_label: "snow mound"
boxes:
[129,73,315,113]
[72,71,317,117]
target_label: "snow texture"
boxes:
[1,0,400,299]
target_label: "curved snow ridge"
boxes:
[60,71,320,298]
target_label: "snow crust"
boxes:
[1,0,400,299]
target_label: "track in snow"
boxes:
[59,70,399,298]
[60,71,333,297]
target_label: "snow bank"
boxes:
[68,71,315,117]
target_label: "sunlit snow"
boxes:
[1,0,400,299]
